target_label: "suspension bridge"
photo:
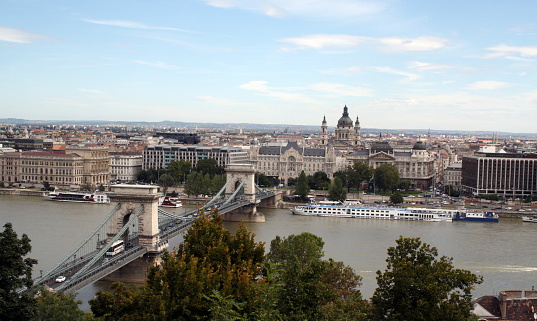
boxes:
[31,164,282,294]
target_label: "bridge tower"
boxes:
[103,184,162,283]
[224,163,265,222]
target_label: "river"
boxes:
[1,194,536,310]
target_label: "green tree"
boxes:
[146,213,266,320]
[369,236,483,321]
[255,172,271,187]
[294,171,310,199]
[196,158,224,176]
[397,179,411,191]
[184,172,203,196]
[36,288,88,321]
[328,177,346,203]
[0,223,38,321]
[209,174,226,196]
[350,161,373,191]
[374,164,400,193]
[167,160,192,183]
[267,233,367,321]
[390,191,404,204]
[312,171,330,190]
[333,169,352,192]
[157,173,175,196]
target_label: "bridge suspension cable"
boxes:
[201,174,234,210]
[57,205,144,291]
[222,177,246,206]
[34,204,121,285]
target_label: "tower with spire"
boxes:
[320,115,328,146]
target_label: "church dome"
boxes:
[337,105,354,127]
[412,141,427,150]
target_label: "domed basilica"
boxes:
[320,105,361,149]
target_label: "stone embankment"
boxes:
[0,188,45,196]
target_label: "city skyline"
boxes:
[2,1,537,133]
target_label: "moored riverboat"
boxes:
[44,191,110,204]
[522,216,537,223]
[159,196,183,208]
[291,203,455,222]
[453,211,499,222]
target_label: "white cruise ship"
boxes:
[291,202,457,222]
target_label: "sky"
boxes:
[1,1,537,133]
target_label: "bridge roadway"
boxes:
[40,190,276,293]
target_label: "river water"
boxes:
[1,194,536,310]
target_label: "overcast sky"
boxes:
[2,1,537,133]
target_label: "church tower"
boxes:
[334,105,356,148]
[320,115,328,146]
[354,115,361,146]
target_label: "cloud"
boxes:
[79,88,105,94]
[279,34,368,50]
[310,83,373,97]
[376,36,449,52]
[239,80,371,104]
[409,61,472,72]
[0,26,56,43]
[466,81,509,90]
[483,44,537,59]
[133,60,181,70]
[83,19,191,32]
[240,81,320,104]
[204,0,385,19]
[373,66,419,80]
[279,34,448,52]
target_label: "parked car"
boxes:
[55,276,66,283]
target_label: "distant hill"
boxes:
[0,118,535,137]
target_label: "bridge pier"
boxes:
[103,184,163,283]
[222,204,265,222]
[101,255,161,284]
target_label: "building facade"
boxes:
[142,145,249,170]
[320,105,361,148]
[461,153,537,197]
[109,152,143,182]
[65,144,110,185]
[347,141,437,191]
[249,142,344,185]
[0,151,84,186]
[444,161,462,192]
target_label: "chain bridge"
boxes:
[31,164,281,294]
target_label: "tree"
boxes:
[328,177,346,203]
[196,159,224,176]
[184,172,203,196]
[157,173,175,196]
[374,164,400,193]
[146,213,266,320]
[167,160,192,183]
[35,288,88,321]
[397,179,411,191]
[267,233,367,321]
[312,171,330,190]
[350,161,373,191]
[255,172,271,187]
[294,171,310,199]
[390,191,404,204]
[91,213,267,320]
[369,236,483,321]
[0,223,38,321]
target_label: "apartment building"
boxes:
[109,151,142,182]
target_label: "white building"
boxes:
[110,152,142,182]
[249,142,345,185]
[142,145,249,170]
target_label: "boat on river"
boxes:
[453,211,499,222]
[291,202,455,222]
[159,197,182,208]
[44,191,110,204]
[522,216,537,223]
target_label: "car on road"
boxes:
[55,276,66,283]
